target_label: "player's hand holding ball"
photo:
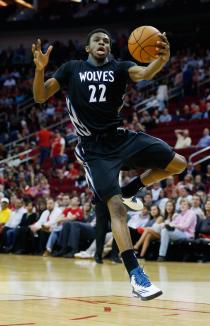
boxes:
[128,26,170,63]
[157,32,170,62]
[32,38,53,71]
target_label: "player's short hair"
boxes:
[86,28,112,46]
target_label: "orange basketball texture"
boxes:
[128,26,161,63]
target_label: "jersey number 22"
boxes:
[88,84,106,103]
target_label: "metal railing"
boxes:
[188,146,210,166]
[133,73,210,113]
[5,116,70,153]
[0,96,34,120]
[0,148,37,170]
[134,84,183,112]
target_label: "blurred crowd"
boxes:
[0,170,210,262]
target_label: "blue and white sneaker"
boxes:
[122,196,143,211]
[130,267,162,301]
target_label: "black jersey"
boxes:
[53,59,136,136]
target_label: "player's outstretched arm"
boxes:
[128,32,170,82]
[32,39,60,103]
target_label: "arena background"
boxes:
[0,1,210,325]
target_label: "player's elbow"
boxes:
[33,95,47,104]
[142,71,155,80]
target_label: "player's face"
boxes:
[86,32,111,61]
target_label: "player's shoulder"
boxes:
[61,59,83,70]
[111,59,137,70]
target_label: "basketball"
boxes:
[128,26,161,63]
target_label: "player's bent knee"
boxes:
[166,153,187,174]
[175,154,187,173]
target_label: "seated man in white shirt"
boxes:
[1,198,27,252]
[29,198,62,253]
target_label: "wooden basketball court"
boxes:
[0,254,210,325]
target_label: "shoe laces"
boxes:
[131,267,152,287]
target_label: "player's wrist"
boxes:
[159,55,170,63]
[35,67,45,72]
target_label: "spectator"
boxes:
[35,198,47,216]
[143,192,153,207]
[175,186,192,211]
[181,105,192,120]
[156,83,168,111]
[43,195,72,256]
[174,129,192,149]
[197,128,210,147]
[0,198,11,239]
[67,162,80,180]
[53,206,93,257]
[191,104,202,120]
[1,198,27,252]
[203,101,210,119]
[66,196,84,221]
[151,182,162,202]
[157,199,197,261]
[36,124,53,165]
[29,198,62,253]
[191,195,205,220]
[140,111,154,129]
[51,130,68,166]
[193,174,206,192]
[179,174,194,192]
[50,197,84,256]
[61,217,96,258]
[197,200,210,239]
[157,189,169,215]
[13,201,38,254]
[164,199,176,222]
[159,108,172,123]
[36,176,50,198]
[45,103,56,120]
[3,76,16,88]
[54,193,65,208]
[131,115,145,132]
[83,201,95,222]
[164,176,177,200]
[133,205,164,258]
[128,206,150,231]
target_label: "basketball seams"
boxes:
[142,47,156,61]
[140,31,160,47]
[128,26,145,46]
[143,45,157,59]
[128,26,160,63]
[133,26,145,50]
[131,43,141,56]
[133,46,143,62]
[132,27,145,61]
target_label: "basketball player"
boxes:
[32,28,186,300]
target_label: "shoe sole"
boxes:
[122,203,143,211]
[122,199,143,211]
[132,290,163,301]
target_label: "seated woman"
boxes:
[133,201,175,258]
[197,200,210,239]
[158,198,197,261]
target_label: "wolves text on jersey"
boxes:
[79,70,114,83]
